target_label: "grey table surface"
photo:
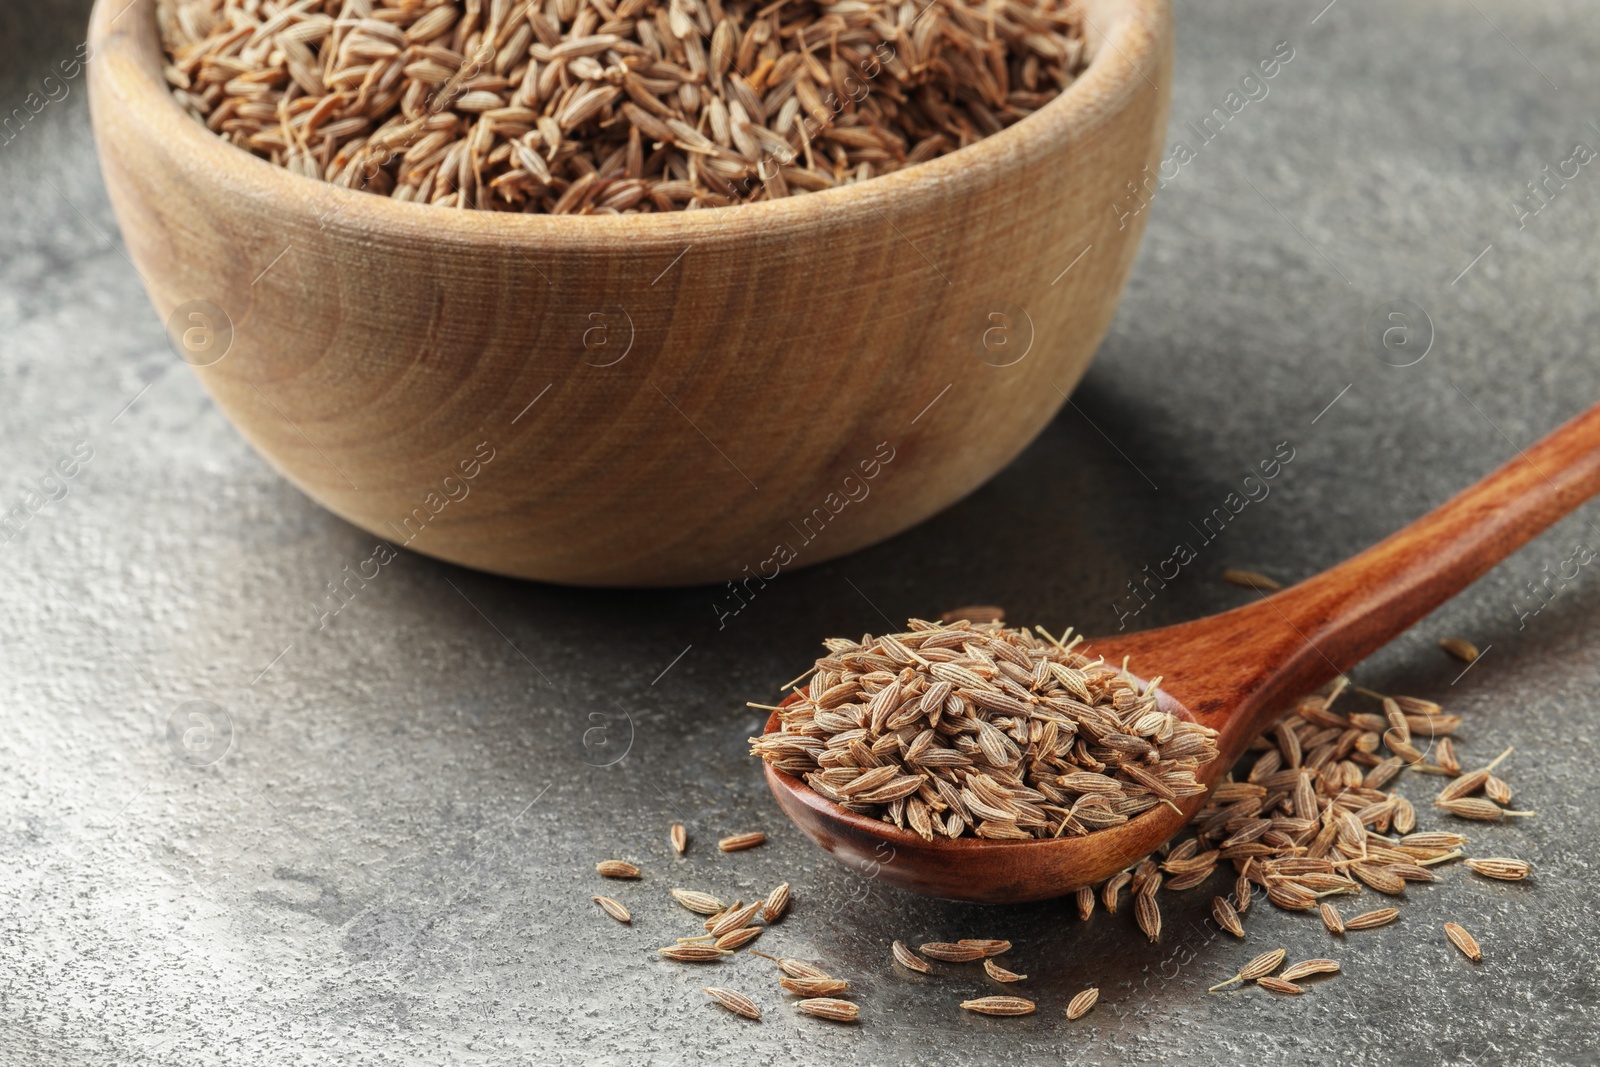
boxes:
[4,0,1599,1063]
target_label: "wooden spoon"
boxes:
[763,402,1600,903]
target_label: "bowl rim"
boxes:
[90,0,1169,244]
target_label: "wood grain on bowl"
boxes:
[88,0,1172,586]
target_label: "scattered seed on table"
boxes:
[1077,886,1095,921]
[1444,922,1483,962]
[671,824,688,854]
[710,902,765,938]
[1393,795,1417,834]
[1437,748,1514,803]
[1465,857,1532,881]
[1351,863,1407,895]
[763,883,791,923]
[1133,861,1162,897]
[719,832,766,852]
[592,896,631,923]
[1165,866,1215,892]
[796,998,859,1022]
[1256,976,1304,995]
[893,940,932,973]
[1386,863,1437,883]
[1103,872,1131,914]
[751,952,832,981]
[959,939,1012,956]
[1212,948,1286,991]
[984,958,1026,982]
[715,926,764,950]
[1213,896,1244,938]
[1366,754,1407,788]
[961,996,1035,1016]
[780,976,850,996]
[1239,948,1288,981]
[1223,568,1283,592]
[1066,987,1100,1020]
[703,987,761,1020]
[1136,892,1162,942]
[1484,775,1513,805]
[596,860,641,879]
[1266,881,1317,911]
[1439,637,1480,663]
[1320,902,1346,934]
[659,946,731,962]
[1345,908,1399,931]
[1280,959,1339,981]
[1437,772,1489,805]
[1439,798,1536,821]
[1382,697,1411,747]
[670,889,726,915]
[920,942,988,962]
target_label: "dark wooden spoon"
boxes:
[763,402,1600,904]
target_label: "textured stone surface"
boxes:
[3,0,1599,1063]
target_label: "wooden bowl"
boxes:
[87,0,1172,586]
[762,696,1203,905]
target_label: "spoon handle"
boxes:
[1154,401,1600,729]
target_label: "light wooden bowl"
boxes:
[88,0,1172,586]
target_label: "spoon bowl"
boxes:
[764,402,1600,903]
[764,701,1205,904]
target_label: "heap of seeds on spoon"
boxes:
[154,0,1089,213]
[749,618,1222,841]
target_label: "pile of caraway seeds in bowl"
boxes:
[154,0,1090,212]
